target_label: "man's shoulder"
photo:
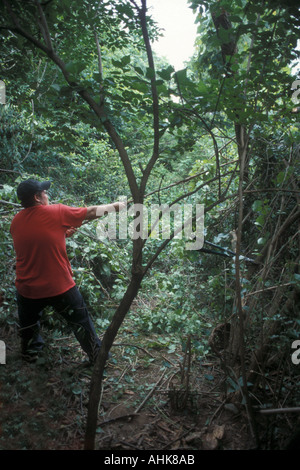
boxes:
[44,203,62,211]
[11,204,61,222]
[41,203,72,214]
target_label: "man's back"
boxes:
[10,204,87,299]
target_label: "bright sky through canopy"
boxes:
[146,0,198,71]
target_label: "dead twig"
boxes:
[258,407,300,415]
[98,412,140,427]
[161,426,197,450]
[113,342,155,358]
[134,369,167,414]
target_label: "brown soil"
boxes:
[0,321,259,452]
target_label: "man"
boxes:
[10,178,125,364]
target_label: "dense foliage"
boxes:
[0,0,299,450]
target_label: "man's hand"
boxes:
[65,227,77,237]
[113,201,127,212]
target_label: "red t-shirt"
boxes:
[10,204,87,299]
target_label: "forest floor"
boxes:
[0,317,261,453]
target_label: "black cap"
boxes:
[17,179,51,202]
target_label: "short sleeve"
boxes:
[59,204,87,228]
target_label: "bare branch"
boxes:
[143,189,237,276]
[141,158,239,202]
[136,0,160,200]
[35,0,53,51]
[182,107,222,198]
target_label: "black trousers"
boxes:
[16,285,101,362]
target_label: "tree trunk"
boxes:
[84,270,144,450]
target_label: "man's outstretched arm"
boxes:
[85,201,126,221]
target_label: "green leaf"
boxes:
[134,66,144,75]
[146,67,155,79]
[205,374,214,381]
[71,385,82,395]
[252,200,262,212]
[121,55,131,66]
[51,84,61,92]
[175,68,188,85]
[131,81,149,93]
[65,61,85,76]
[157,65,174,81]
[255,215,265,227]
[112,59,123,68]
